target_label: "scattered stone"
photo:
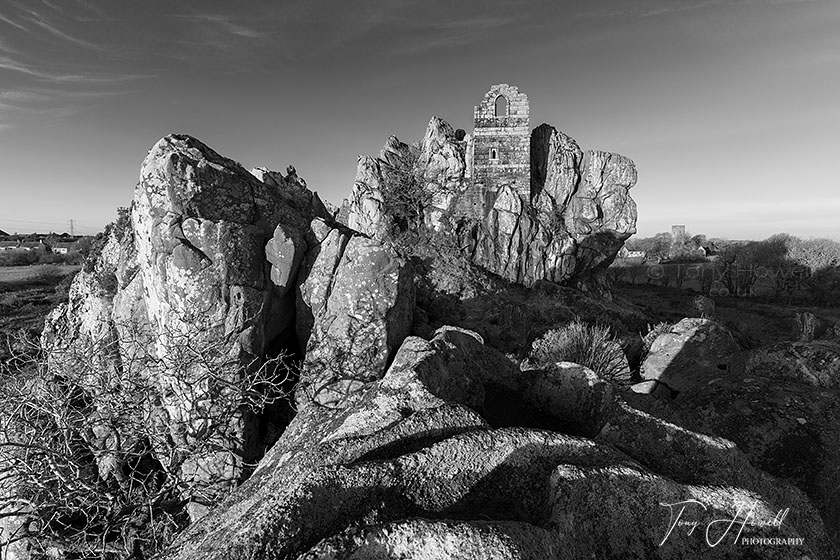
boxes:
[746,340,840,389]
[795,311,831,342]
[641,318,741,392]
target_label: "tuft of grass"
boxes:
[530,318,630,382]
[641,321,674,359]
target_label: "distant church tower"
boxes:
[467,84,530,217]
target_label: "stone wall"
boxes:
[467,84,530,218]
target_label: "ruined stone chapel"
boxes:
[460,84,531,218]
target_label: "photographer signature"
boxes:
[659,499,789,547]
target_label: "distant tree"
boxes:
[626,233,672,261]
[786,236,840,272]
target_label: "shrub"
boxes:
[0,250,38,267]
[0,317,296,559]
[530,318,630,382]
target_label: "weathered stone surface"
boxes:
[593,399,832,558]
[641,318,741,393]
[549,462,818,559]
[566,149,637,235]
[630,379,675,399]
[418,117,467,230]
[630,374,840,552]
[160,327,832,560]
[521,361,615,437]
[296,223,414,407]
[531,123,582,213]
[746,341,840,389]
[344,136,415,239]
[299,518,557,560]
[41,134,314,519]
[465,123,637,286]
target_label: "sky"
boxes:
[0,0,837,240]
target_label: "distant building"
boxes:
[52,241,79,255]
[19,240,46,251]
[0,229,9,237]
[618,245,646,259]
[671,224,686,243]
[0,240,19,251]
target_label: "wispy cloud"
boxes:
[0,11,28,32]
[640,0,724,17]
[23,11,103,50]
[0,54,152,83]
[187,14,265,38]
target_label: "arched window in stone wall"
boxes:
[489,147,499,160]
[494,95,508,117]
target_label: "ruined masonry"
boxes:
[461,83,530,218]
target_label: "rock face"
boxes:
[345,136,416,239]
[344,118,637,288]
[634,372,840,553]
[39,135,408,523]
[641,318,741,393]
[161,326,832,560]
[627,333,840,552]
[296,219,414,407]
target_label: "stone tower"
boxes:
[671,224,686,243]
[466,84,530,217]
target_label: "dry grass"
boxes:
[530,318,630,382]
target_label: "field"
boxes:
[613,278,840,348]
[0,264,78,365]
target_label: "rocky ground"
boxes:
[1,122,838,560]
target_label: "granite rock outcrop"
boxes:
[160,326,832,560]
[39,134,412,525]
[344,117,637,288]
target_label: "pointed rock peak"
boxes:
[424,116,455,141]
[532,122,556,142]
[382,135,406,153]
[378,135,412,168]
[144,134,246,176]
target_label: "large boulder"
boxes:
[520,361,615,437]
[41,134,316,520]
[641,318,741,393]
[130,135,311,509]
[628,370,840,552]
[160,327,832,560]
[295,219,415,407]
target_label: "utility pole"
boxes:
[69,219,75,236]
